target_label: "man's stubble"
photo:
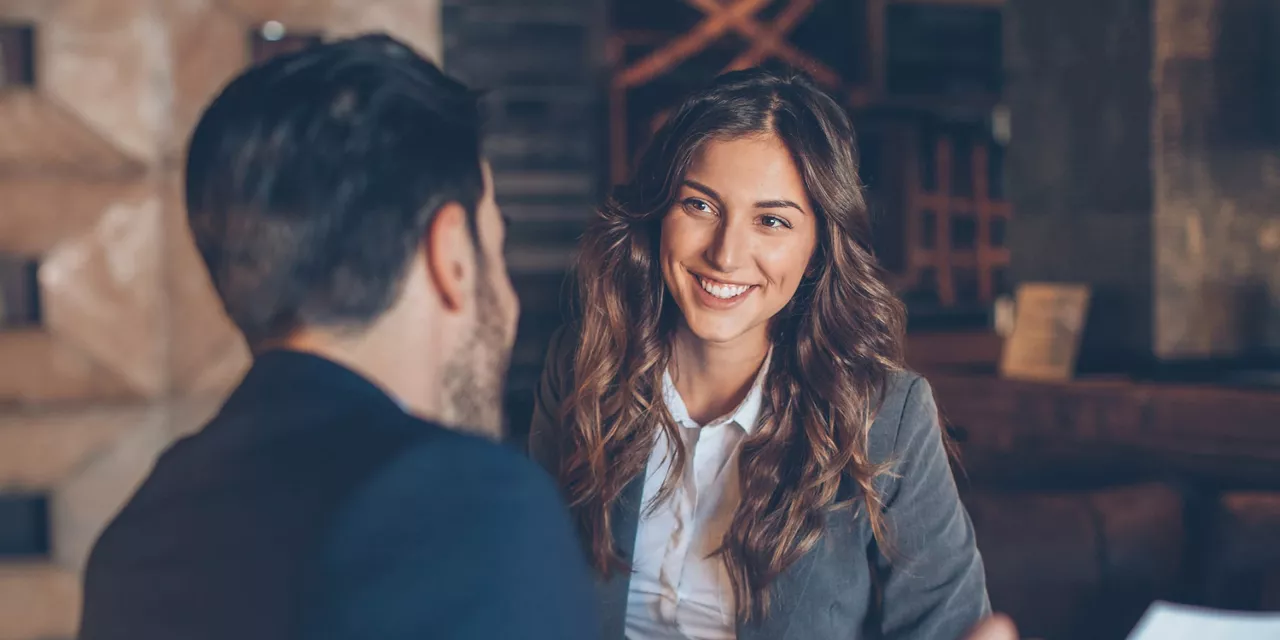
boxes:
[440,267,511,440]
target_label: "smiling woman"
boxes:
[661,135,817,344]
[529,67,994,640]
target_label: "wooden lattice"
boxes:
[607,0,874,185]
[904,136,1010,307]
[606,0,1009,185]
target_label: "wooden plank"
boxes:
[973,144,995,301]
[935,137,955,305]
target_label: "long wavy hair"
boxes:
[559,67,907,621]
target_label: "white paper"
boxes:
[1127,601,1280,640]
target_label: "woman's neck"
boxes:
[669,324,770,425]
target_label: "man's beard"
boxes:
[440,272,511,440]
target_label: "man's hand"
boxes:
[961,614,1019,640]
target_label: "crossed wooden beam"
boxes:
[614,0,842,91]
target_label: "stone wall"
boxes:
[1007,0,1280,366]
[1153,0,1280,359]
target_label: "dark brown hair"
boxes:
[559,67,907,620]
[186,34,484,347]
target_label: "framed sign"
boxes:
[999,282,1091,381]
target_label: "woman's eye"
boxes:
[761,215,791,229]
[682,198,714,214]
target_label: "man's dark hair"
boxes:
[185,34,484,347]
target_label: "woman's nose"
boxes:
[703,218,750,272]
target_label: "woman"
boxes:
[530,67,991,640]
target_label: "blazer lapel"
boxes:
[598,476,645,639]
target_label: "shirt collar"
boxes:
[662,349,772,434]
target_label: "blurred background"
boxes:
[0,0,1278,638]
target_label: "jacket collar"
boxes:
[218,348,408,426]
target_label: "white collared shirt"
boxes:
[625,356,770,640]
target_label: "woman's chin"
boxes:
[680,315,759,346]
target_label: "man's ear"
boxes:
[425,202,474,313]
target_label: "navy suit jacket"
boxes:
[79,350,597,640]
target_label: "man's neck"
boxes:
[272,328,445,423]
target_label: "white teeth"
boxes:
[697,276,750,299]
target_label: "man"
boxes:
[78,34,596,640]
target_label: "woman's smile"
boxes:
[691,271,758,308]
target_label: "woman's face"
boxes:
[660,133,819,346]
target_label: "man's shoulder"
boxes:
[318,421,580,580]
[378,420,544,474]
[305,421,598,640]
[111,407,500,533]
[344,423,562,516]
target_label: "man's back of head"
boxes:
[185,34,518,436]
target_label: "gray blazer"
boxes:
[529,327,990,640]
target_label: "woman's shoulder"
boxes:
[881,369,930,415]
[868,369,938,460]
